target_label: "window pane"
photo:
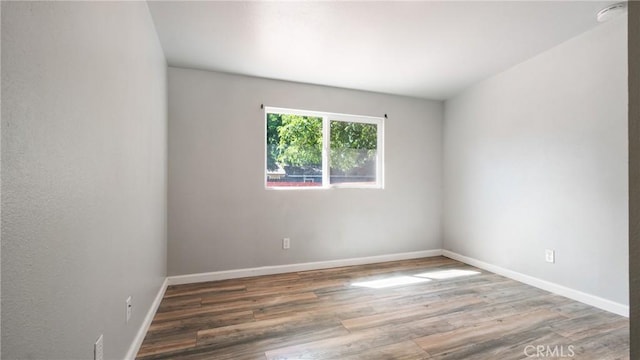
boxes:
[330,121,377,185]
[266,113,323,187]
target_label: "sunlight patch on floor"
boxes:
[414,269,481,280]
[351,276,431,289]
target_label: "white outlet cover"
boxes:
[94,334,104,360]
[545,249,555,263]
[283,238,290,249]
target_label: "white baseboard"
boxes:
[166,249,443,286]
[124,277,169,360]
[442,250,629,317]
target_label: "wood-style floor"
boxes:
[136,257,629,359]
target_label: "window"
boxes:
[265,107,384,189]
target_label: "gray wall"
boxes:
[444,17,628,305]
[1,2,3,355]
[168,68,443,276]
[629,1,639,357]
[1,2,167,359]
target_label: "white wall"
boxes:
[1,2,167,359]
[168,68,442,276]
[444,17,628,305]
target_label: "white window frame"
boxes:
[265,106,384,190]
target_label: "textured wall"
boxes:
[167,68,443,276]
[629,2,639,357]
[1,2,167,359]
[444,17,628,305]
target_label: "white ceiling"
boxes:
[147,1,617,100]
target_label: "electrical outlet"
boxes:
[545,249,555,263]
[282,237,290,249]
[94,334,104,360]
[126,296,132,323]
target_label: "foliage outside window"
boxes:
[265,107,383,189]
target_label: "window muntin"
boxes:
[265,107,383,189]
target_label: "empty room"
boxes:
[2,1,639,359]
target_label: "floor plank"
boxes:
[136,256,629,359]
